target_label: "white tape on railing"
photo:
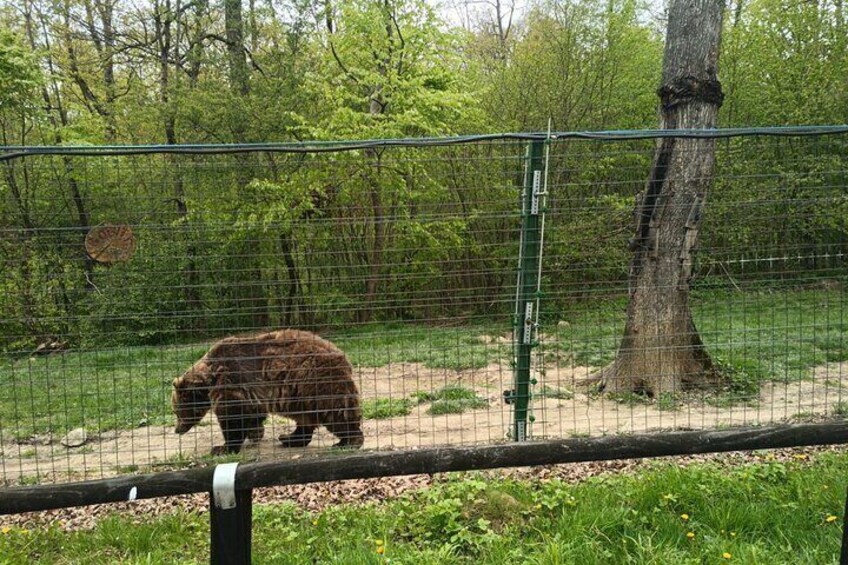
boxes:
[212,462,240,510]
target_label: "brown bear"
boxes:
[172,329,363,454]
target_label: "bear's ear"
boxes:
[172,377,182,388]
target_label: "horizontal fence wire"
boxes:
[0,127,846,485]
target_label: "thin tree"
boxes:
[589,0,726,395]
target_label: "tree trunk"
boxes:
[279,234,300,326]
[593,0,725,395]
[224,0,249,98]
[153,0,202,324]
[185,0,208,86]
[357,0,395,324]
[359,149,386,324]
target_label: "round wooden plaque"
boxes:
[85,224,136,263]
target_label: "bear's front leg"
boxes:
[326,421,364,449]
[278,424,317,448]
[246,413,267,442]
[212,401,265,455]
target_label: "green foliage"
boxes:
[0,0,844,363]
[0,30,40,113]
[481,0,662,132]
[78,237,187,347]
[722,0,848,126]
[298,0,483,142]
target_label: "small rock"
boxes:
[61,428,88,448]
[33,340,68,356]
[34,433,54,446]
[98,430,120,442]
[557,320,570,328]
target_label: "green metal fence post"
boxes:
[513,140,546,442]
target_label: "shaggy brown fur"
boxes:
[172,330,363,454]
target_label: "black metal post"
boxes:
[840,486,848,565]
[210,488,253,565]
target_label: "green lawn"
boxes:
[1,449,846,563]
[550,287,846,377]
[0,287,844,440]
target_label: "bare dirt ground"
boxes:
[2,361,845,486]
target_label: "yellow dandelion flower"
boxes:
[312,520,318,526]
[375,539,384,546]
[686,532,695,540]
[826,515,838,523]
[1,526,11,535]
[722,552,732,560]
[376,546,385,555]
[680,513,689,521]
[730,531,736,537]
[793,454,808,460]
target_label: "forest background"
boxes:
[1,0,846,351]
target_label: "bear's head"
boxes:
[172,361,213,434]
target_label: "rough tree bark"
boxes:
[591,0,725,395]
[152,0,202,323]
[225,0,249,99]
[359,0,394,324]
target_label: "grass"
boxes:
[362,398,415,420]
[2,450,847,563]
[415,386,489,415]
[0,343,209,440]
[536,385,574,400]
[552,286,847,375]
[606,391,652,406]
[328,323,510,371]
[656,392,680,412]
[554,285,846,406]
[833,402,848,418]
[0,286,844,439]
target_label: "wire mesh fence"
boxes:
[1,127,846,485]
